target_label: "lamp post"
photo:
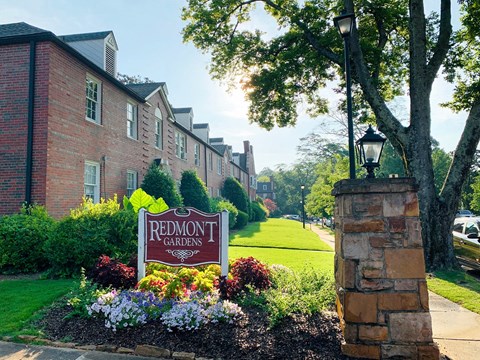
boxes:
[356,125,386,178]
[301,184,306,229]
[333,11,355,179]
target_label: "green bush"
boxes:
[251,201,267,222]
[180,170,211,212]
[44,215,113,277]
[141,163,183,207]
[210,198,238,229]
[0,205,54,274]
[222,177,248,213]
[264,266,335,326]
[234,210,249,229]
[44,197,136,277]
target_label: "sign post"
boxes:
[137,207,229,280]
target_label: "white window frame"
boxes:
[84,161,100,203]
[217,157,222,175]
[127,101,138,139]
[155,108,163,149]
[175,131,186,160]
[263,185,267,190]
[85,75,101,124]
[194,143,200,166]
[127,170,138,197]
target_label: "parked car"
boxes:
[452,217,480,271]
[455,209,475,218]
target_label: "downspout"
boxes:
[25,40,36,206]
[204,146,208,187]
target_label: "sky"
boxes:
[0,0,469,173]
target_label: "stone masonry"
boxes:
[332,178,439,359]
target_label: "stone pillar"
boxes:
[332,178,439,359]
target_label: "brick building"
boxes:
[0,22,256,218]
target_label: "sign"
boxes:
[138,207,228,280]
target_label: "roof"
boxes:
[126,82,165,99]
[210,137,224,143]
[58,31,112,42]
[212,144,228,154]
[0,22,144,103]
[0,22,49,38]
[173,107,192,114]
[193,123,209,129]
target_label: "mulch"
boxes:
[37,304,356,359]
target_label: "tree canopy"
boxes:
[182,0,480,270]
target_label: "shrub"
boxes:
[263,267,336,326]
[141,163,182,207]
[180,170,211,212]
[231,257,271,292]
[222,177,248,213]
[0,205,54,274]
[210,198,238,229]
[251,201,267,222]
[234,210,249,229]
[88,255,137,289]
[44,215,113,277]
[263,198,280,217]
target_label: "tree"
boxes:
[222,177,249,213]
[306,155,349,218]
[141,163,183,208]
[180,170,211,212]
[182,0,480,270]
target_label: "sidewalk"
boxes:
[312,225,480,360]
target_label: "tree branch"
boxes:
[426,0,452,85]
[442,101,480,205]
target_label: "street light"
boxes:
[333,11,356,179]
[301,185,306,229]
[356,125,386,178]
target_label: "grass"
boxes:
[230,218,333,252]
[0,279,74,336]
[230,246,334,275]
[427,270,480,314]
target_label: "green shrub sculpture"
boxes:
[141,163,183,207]
[210,198,238,229]
[180,170,211,212]
[222,177,248,213]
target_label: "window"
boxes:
[127,170,138,197]
[194,144,200,166]
[217,189,221,197]
[85,75,101,123]
[84,161,100,203]
[263,185,267,190]
[217,157,222,175]
[175,131,186,159]
[155,108,163,149]
[208,152,213,171]
[127,101,138,139]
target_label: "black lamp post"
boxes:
[333,11,355,179]
[356,125,386,178]
[301,185,306,229]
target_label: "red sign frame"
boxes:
[137,208,229,279]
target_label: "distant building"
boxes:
[0,22,256,217]
[256,176,275,200]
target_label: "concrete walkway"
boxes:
[311,225,480,360]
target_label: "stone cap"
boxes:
[332,178,418,196]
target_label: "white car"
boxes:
[452,217,480,270]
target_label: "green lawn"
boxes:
[230,218,333,252]
[0,279,73,336]
[230,246,334,275]
[427,270,480,314]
